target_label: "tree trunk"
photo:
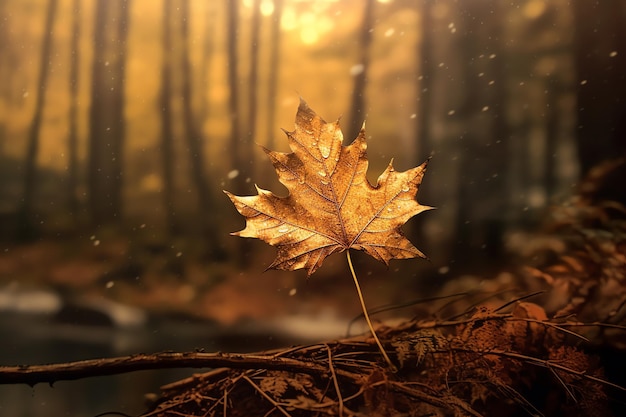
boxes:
[265,0,283,151]
[226,0,253,264]
[18,0,58,239]
[226,0,244,194]
[0,2,9,154]
[544,77,559,201]
[451,1,508,272]
[88,0,131,227]
[179,0,224,258]
[67,0,81,223]
[483,1,509,260]
[415,0,433,160]
[346,0,374,143]
[199,1,216,124]
[572,1,626,177]
[410,0,434,247]
[160,0,176,236]
[245,0,261,177]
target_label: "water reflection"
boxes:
[0,312,288,417]
[1,372,189,417]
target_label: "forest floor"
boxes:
[1,163,626,416]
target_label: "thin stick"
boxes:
[223,385,228,416]
[325,344,344,416]
[346,250,396,371]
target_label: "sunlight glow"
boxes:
[260,0,274,16]
[281,5,336,45]
[523,0,546,19]
[301,27,319,44]
[299,12,319,44]
[281,7,297,31]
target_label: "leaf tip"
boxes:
[223,189,236,202]
[297,96,313,115]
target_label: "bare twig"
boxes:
[0,351,330,386]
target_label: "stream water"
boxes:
[0,312,291,417]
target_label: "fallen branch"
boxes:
[0,351,332,386]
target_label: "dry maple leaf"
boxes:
[225,99,432,276]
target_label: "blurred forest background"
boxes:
[1,0,625,320]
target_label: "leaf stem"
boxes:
[346,250,397,372]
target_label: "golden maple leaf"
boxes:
[225,99,433,276]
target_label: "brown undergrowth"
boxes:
[520,158,626,348]
[143,160,626,417]
[142,302,623,417]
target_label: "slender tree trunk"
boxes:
[225,0,252,264]
[572,0,626,176]
[18,0,58,239]
[347,0,374,143]
[451,2,495,272]
[179,0,224,259]
[483,1,508,258]
[0,1,10,154]
[199,1,215,124]
[226,0,243,194]
[88,0,131,226]
[245,0,261,172]
[544,77,559,200]
[415,0,433,160]
[265,0,283,151]
[67,0,81,222]
[409,0,434,247]
[160,0,176,236]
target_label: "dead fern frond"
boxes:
[140,303,623,417]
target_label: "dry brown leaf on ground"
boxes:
[225,98,433,276]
